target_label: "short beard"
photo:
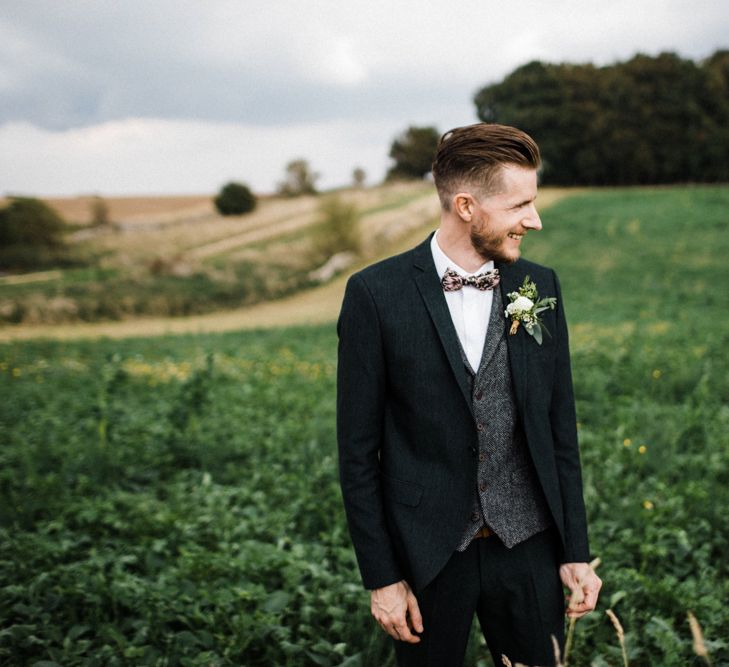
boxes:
[469,220,518,265]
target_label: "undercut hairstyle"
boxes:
[431,123,541,211]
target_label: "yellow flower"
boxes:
[652,369,662,379]
[638,445,647,454]
[12,368,21,377]
[643,500,654,510]
[623,438,632,447]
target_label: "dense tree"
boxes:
[352,167,366,188]
[386,126,440,181]
[90,196,111,226]
[0,197,67,270]
[473,50,729,185]
[214,182,257,216]
[277,159,319,197]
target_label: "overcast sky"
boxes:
[1,1,727,196]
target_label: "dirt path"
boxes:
[0,189,578,342]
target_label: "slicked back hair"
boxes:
[431,123,541,211]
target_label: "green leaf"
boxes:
[609,590,627,608]
[262,590,290,613]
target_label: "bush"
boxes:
[90,196,111,226]
[214,182,257,216]
[0,197,67,270]
[0,197,65,247]
[312,196,361,260]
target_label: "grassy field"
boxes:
[0,183,438,326]
[1,186,728,665]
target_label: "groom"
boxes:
[337,123,601,666]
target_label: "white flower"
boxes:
[506,296,534,315]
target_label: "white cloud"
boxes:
[0,0,726,194]
[0,117,402,196]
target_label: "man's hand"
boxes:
[370,580,423,643]
[559,562,602,619]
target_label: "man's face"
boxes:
[468,165,541,264]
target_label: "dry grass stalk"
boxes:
[687,611,712,666]
[551,634,565,667]
[606,608,629,667]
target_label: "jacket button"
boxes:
[479,483,487,492]
[477,422,485,431]
[475,391,483,400]
[479,452,486,462]
[471,512,480,522]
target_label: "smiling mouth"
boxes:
[507,232,525,240]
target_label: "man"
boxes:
[337,123,601,666]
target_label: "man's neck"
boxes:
[435,223,489,273]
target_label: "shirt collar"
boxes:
[430,228,494,279]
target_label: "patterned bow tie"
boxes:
[441,267,500,292]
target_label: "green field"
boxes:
[1,186,728,666]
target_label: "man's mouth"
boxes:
[507,232,524,240]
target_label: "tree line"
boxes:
[473,50,729,185]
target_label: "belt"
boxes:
[474,526,492,539]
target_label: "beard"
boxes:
[469,218,519,265]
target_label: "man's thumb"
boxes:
[407,593,424,633]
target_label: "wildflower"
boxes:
[623,438,632,447]
[643,500,654,510]
[638,445,647,454]
[652,369,662,379]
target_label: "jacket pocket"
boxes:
[381,473,424,507]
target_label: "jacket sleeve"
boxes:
[549,270,591,563]
[337,273,404,589]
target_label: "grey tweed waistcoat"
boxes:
[455,285,551,552]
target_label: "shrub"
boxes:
[0,197,65,247]
[90,196,111,226]
[312,196,361,260]
[0,197,67,270]
[214,182,257,216]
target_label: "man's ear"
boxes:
[453,193,475,222]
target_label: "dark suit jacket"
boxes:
[336,232,590,593]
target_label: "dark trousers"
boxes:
[394,528,565,667]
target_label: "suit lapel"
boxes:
[475,283,504,373]
[412,235,474,417]
[496,261,528,413]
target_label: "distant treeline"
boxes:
[474,50,729,185]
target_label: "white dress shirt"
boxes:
[430,229,495,372]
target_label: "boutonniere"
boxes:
[504,275,557,345]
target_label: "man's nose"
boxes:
[523,204,542,231]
